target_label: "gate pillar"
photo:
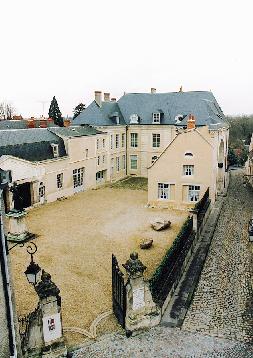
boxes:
[123,252,161,335]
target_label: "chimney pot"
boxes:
[104,92,110,102]
[151,88,156,94]
[95,91,102,107]
[187,114,196,130]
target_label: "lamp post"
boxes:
[24,242,42,286]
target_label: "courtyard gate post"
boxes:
[23,270,67,357]
[122,252,161,335]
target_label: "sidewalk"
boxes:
[161,196,224,327]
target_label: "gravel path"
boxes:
[183,170,253,342]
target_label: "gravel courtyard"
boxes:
[9,181,187,347]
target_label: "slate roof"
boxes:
[73,91,228,129]
[49,125,104,137]
[0,120,57,130]
[0,128,66,162]
[73,101,125,126]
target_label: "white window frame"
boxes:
[102,155,105,164]
[51,143,59,157]
[115,134,119,149]
[56,173,63,189]
[96,139,99,150]
[116,157,120,172]
[130,114,139,124]
[130,155,138,170]
[188,185,200,202]
[110,135,113,150]
[111,158,114,175]
[73,167,84,188]
[122,133,125,147]
[152,133,160,148]
[122,155,126,170]
[183,165,194,176]
[130,133,138,148]
[85,149,88,158]
[102,138,105,148]
[158,183,170,200]
[97,155,100,166]
[152,113,160,124]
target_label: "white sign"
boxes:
[132,287,145,310]
[42,313,62,343]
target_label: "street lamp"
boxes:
[24,242,42,285]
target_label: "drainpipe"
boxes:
[0,189,18,358]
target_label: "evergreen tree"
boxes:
[73,103,86,119]
[48,96,63,126]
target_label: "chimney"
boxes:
[111,98,116,102]
[39,120,47,128]
[95,91,102,107]
[187,114,196,130]
[104,92,110,102]
[151,88,156,94]
[27,118,35,128]
[64,118,71,127]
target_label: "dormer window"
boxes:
[152,113,160,124]
[51,143,59,158]
[130,114,139,124]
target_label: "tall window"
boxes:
[122,133,125,147]
[130,133,138,147]
[111,158,114,175]
[57,173,63,189]
[110,135,113,149]
[97,155,100,166]
[102,138,105,148]
[130,155,137,169]
[115,134,119,148]
[96,139,99,150]
[183,165,194,176]
[73,168,84,188]
[122,155,126,170]
[102,155,105,164]
[116,157,120,172]
[152,113,160,124]
[85,149,88,158]
[152,133,160,148]
[188,185,200,202]
[158,183,169,199]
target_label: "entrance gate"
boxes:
[112,254,126,328]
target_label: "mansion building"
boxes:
[0,89,229,211]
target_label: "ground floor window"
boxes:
[57,173,63,189]
[39,182,45,198]
[158,183,170,200]
[73,167,84,188]
[188,185,200,202]
[130,155,138,170]
[116,157,120,172]
[122,155,126,170]
[96,170,106,182]
[111,158,114,175]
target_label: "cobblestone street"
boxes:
[183,169,253,342]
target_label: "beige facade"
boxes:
[148,124,229,210]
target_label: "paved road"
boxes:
[72,170,253,357]
[71,326,253,358]
[183,170,253,343]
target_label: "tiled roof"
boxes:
[0,120,57,130]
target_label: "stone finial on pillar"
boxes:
[123,252,147,278]
[123,252,161,335]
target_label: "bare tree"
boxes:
[0,102,16,120]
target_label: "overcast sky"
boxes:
[1,0,252,118]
